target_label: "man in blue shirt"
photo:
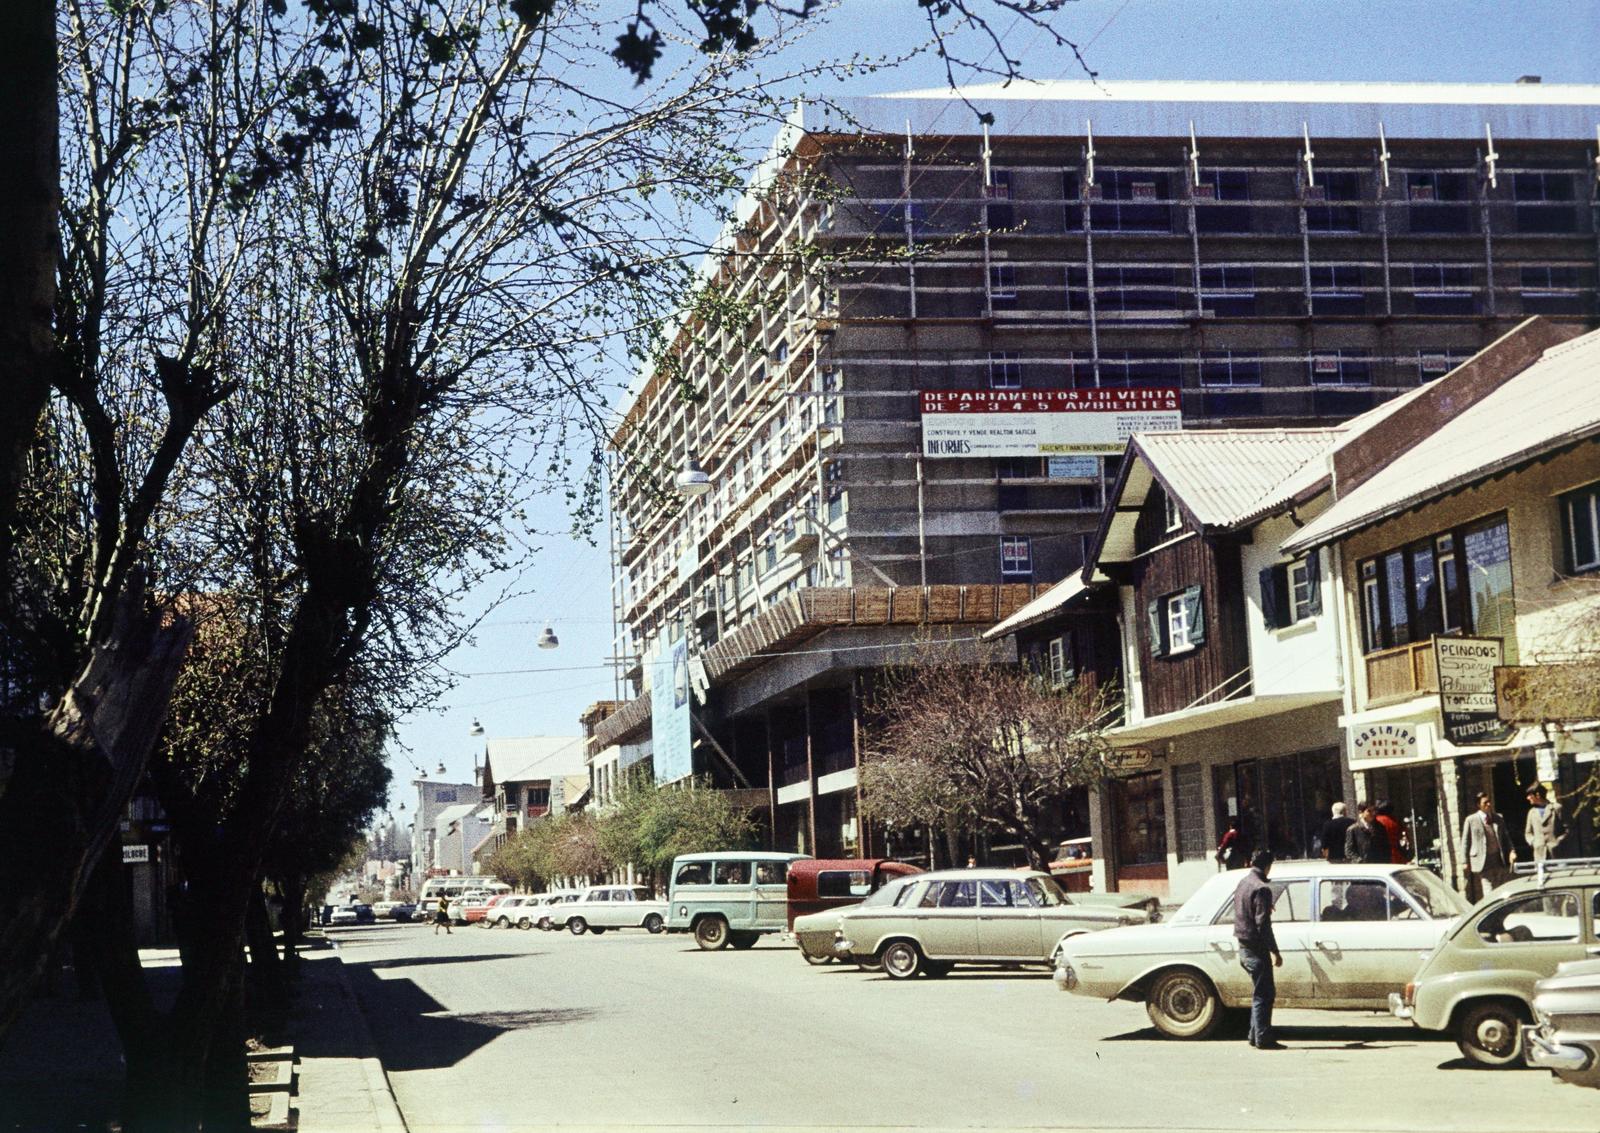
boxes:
[1232,849,1285,1049]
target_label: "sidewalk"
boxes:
[287,944,409,1133]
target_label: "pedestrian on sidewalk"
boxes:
[1462,792,1514,901]
[1524,784,1568,862]
[434,895,453,935]
[1374,801,1409,863]
[1318,802,1355,863]
[1343,801,1390,864]
[1233,849,1284,1050]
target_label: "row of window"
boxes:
[984,262,1588,316]
[975,167,1588,235]
[981,348,1461,390]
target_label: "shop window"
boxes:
[1215,747,1340,863]
[1260,555,1322,629]
[1561,480,1600,574]
[1148,586,1205,657]
[1113,771,1168,866]
[1193,169,1252,233]
[1000,536,1033,579]
[1305,170,1361,232]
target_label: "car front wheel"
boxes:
[1146,969,1222,1039]
[694,916,729,951]
[881,940,924,980]
[643,913,664,934]
[568,917,588,936]
[1457,1001,1524,1067]
[801,948,832,966]
[729,932,758,950]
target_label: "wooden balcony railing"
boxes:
[1364,639,1439,705]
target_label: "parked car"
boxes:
[1525,958,1600,1089]
[833,867,1152,980]
[486,895,539,929]
[794,873,925,968]
[1391,860,1600,1067]
[667,851,812,950]
[328,903,376,925]
[388,902,418,923]
[371,900,400,917]
[456,895,494,925]
[532,891,584,930]
[787,859,923,964]
[1055,862,1470,1038]
[557,885,670,935]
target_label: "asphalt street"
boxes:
[328,920,1597,1132]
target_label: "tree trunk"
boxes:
[0,0,58,550]
[0,583,192,1041]
[277,875,307,973]
[245,883,288,1009]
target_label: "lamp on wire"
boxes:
[469,718,485,737]
[675,456,712,497]
[537,624,559,650]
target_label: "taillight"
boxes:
[1403,983,1416,1005]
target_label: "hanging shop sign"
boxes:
[1349,722,1419,764]
[1494,661,1600,723]
[1108,747,1156,772]
[919,388,1181,458]
[1435,635,1514,746]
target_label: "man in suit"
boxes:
[1344,801,1390,864]
[1462,792,1514,902]
[1524,784,1568,862]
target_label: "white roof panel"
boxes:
[1284,328,1600,552]
[983,573,1094,640]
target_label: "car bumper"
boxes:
[1053,962,1078,992]
[1524,1026,1596,1073]
[1388,992,1414,1021]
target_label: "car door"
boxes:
[915,879,980,959]
[714,860,756,927]
[598,888,630,927]
[1207,878,1318,1005]
[1307,877,1445,1007]
[976,878,1043,959]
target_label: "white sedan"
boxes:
[559,885,669,935]
[1053,862,1469,1038]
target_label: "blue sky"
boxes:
[387,0,1600,809]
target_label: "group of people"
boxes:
[1228,781,1570,1050]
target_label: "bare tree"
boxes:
[860,643,1116,872]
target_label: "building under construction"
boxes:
[585,80,1600,859]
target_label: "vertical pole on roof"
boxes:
[1082,122,1101,387]
[1590,133,1600,301]
[1297,145,1313,342]
[1477,142,1498,318]
[1186,126,1202,318]
[903,121,917,320]
[981,121,994,319]
[1376,128,1393,318]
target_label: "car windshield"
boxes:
[860,879,914,908]
[1394,868,1470,918]
[1029,876,1068,907]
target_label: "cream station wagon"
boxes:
[833,868,1150,980]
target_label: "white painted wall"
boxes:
[1241,508,1345,698]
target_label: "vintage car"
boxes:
[1391,860,1600,1067]
[531,890,583,930]
[559,885,670,935]
[1055,862,1470,1038]
[1525,958,1600,1089]
[485,894,540,929]
[788,859,923,964]
[667,851,811,950]
[794,872,924,967]
[832,868,1151,980]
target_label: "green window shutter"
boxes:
[1146,599,1166,657]
[1183,585,1206,645]
[1259,566,1284,629]
[1304,553,1323,616]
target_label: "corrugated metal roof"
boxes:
[823,80,1600,140]
[982,573,1094,640]
[1284,328,1600,553]
[485,736,585,785]
[1137,429,1344,529]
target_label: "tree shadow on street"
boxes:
[357,953,534,970]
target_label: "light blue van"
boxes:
[666,851,811,950]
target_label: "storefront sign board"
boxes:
[122,844,150,864]
[919,388,1181,458]
[1494,661,1600,723]
[1435,636,1513,746]
[1349,722,1419,764]
[1108,747,1155,772]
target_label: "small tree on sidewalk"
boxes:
[596,770,756,890]
[859,644,1117,873]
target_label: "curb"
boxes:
[321,941,409,1133]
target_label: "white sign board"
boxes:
[1349,722,1419,764]
[122,844,150,864]
[1436,636,1513,746]
[920,388,1182,458]
[1047,456,1100,479]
